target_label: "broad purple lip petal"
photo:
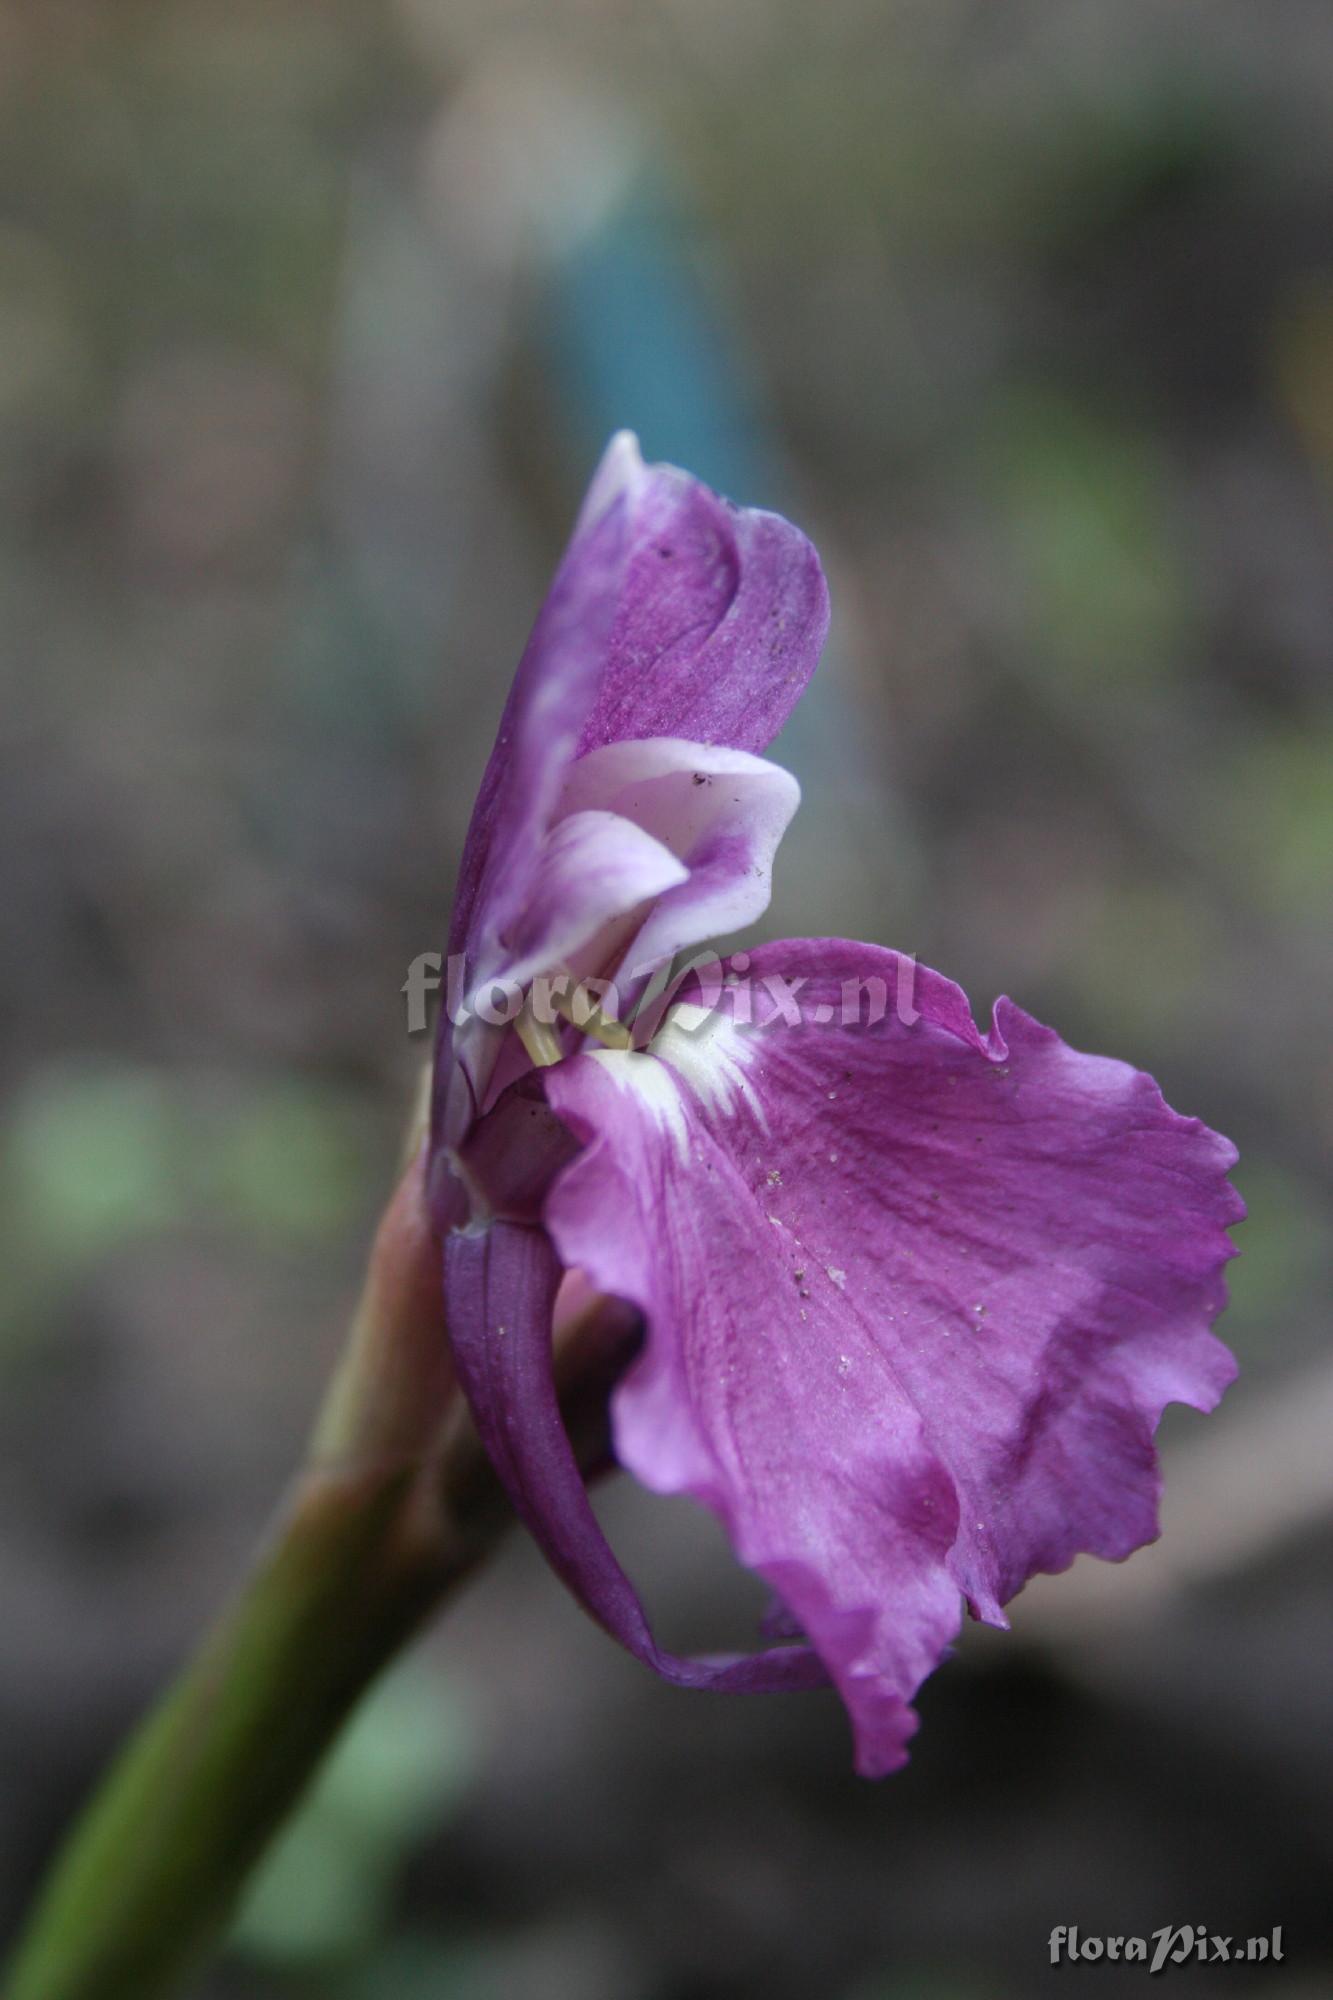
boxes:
[442,1219,827,1694]
[541,943,1241,1775]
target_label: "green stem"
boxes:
[2,1137,512,2000]
[4,1440,501,2000]
[4,1123,634,2000]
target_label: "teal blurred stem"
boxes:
[2,1141,602,2000]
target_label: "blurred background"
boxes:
[2,2,1331,1995]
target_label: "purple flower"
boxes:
[429,434,1241,1776]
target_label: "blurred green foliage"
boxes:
[984,389,1186,682]
[0,1063,378,1365]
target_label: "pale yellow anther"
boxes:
[515,1001,564,1069]
[552,982,633,1050]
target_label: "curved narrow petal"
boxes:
[442,1219,827,1694]
[541,943,1241,1773]
[557,738,801,976]
[486,808,689,998]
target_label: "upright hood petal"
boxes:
[434,435,828,1176]
[447,433,829,970]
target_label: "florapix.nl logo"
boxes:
[401,947,924,1042]
[1049,1925,1284,1973]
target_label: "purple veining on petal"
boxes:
[574,453,829,758]
[442,1217,828,1695]
[541,943,1241,1774]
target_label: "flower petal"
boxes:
[541,943,1241,1773]
[448,434,828,970]
[557,738,801,977]
[486,808,689,997]
[442,1218,827,1694]
[435,436,827,1183]
[573,436,829,759]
